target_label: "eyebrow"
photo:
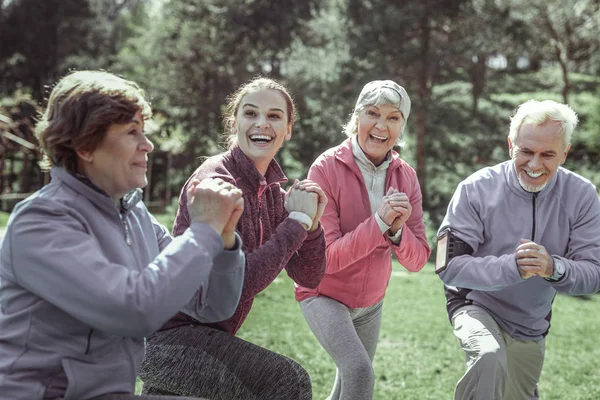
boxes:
[242,103,285,113]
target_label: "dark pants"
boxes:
[139,325,312,400]
[93,394,204,399]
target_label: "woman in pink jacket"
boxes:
[294,80,431,400]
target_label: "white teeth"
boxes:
[250,134,272,141]
[371,134,387,140]
[526,171,543,178]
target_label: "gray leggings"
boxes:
[139,325,311,400]
[300,296,383,400]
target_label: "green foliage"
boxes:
[0,211,10,227]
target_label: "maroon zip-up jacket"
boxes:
[159,145,326,335]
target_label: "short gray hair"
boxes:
[509,100,578,149]
[343,82,410,148]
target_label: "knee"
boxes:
[284,357,312,389]
[474,344,507,375]
[339,356,374,384]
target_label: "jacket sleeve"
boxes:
[549,184,600,295]
[4,200,243,338]
[308,163,389,275]
[437,181,524,290]
[390,170,431,272]
[283,212,326,289]
[180,232,245,322]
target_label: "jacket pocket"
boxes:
[61,352,135,400]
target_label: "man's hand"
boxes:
[515,239,554,279]
[187,178,243,237]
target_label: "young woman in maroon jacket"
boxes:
[139,77,327,400]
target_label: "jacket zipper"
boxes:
[85,329,93,354]
[531,193,537,241]
[120,212,132,246]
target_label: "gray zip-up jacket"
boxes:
[0,167,245,399]
[438,161,600,340]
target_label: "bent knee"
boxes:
[339,357,374,382]
[474,345,507,372]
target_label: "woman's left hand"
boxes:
[293,179,328,233]
[388,189,411,235]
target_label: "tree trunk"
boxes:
[165,152,173,208]
[416,14,431,207]
[471,54,487,116]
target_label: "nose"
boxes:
[139,135,154,154]
[528,154,542,169]
[255,114,269,129]
[375,118,386,130]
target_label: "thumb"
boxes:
[520,238,531,244]
[386,187,394,196]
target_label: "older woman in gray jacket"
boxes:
[0,70,245,400]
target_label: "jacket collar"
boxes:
[51,167,142,215]
[504,160,559,200]
[230,145,287,190]
[334,137,402,175]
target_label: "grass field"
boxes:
[0,211,10,228]
[235,262,600,400]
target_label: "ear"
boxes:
[560,143,571,165]
[284,123,292,141]
[507,137,514,158]
[76,149,94,163]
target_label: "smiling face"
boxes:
[356,104,404,166]
[76,110,154,201]
[509,120,570,193]
[234,89,292,175]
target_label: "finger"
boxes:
[386,187,394,196]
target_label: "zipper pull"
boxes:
[121,216,132,246]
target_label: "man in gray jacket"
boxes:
[436,99,600,400]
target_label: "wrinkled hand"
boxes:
[285,179,318,220]
[221,196,244,249]
[292,179,328,232]
[515,239,554,279]
[387,188,412,235]
[377,187,400,225]
[187,178,243,236]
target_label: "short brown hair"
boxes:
[36,70,152,172]
[221,76,296,148]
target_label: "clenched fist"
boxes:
[187,178,244,237]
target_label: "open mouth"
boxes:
[369,134,388,144]
[525,170,545,179]
[249,134,273,145]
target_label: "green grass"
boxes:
[0,211,10,228]
[235,263,600,399]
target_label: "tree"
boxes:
[507,0,600,103]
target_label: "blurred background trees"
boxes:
[2,0,600,240]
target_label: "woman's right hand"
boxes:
[377,187,401,226]
[187,178,244,236]
[285,179,318,220]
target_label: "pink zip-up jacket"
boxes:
[294,138,430,308]
[160,145,326,335]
